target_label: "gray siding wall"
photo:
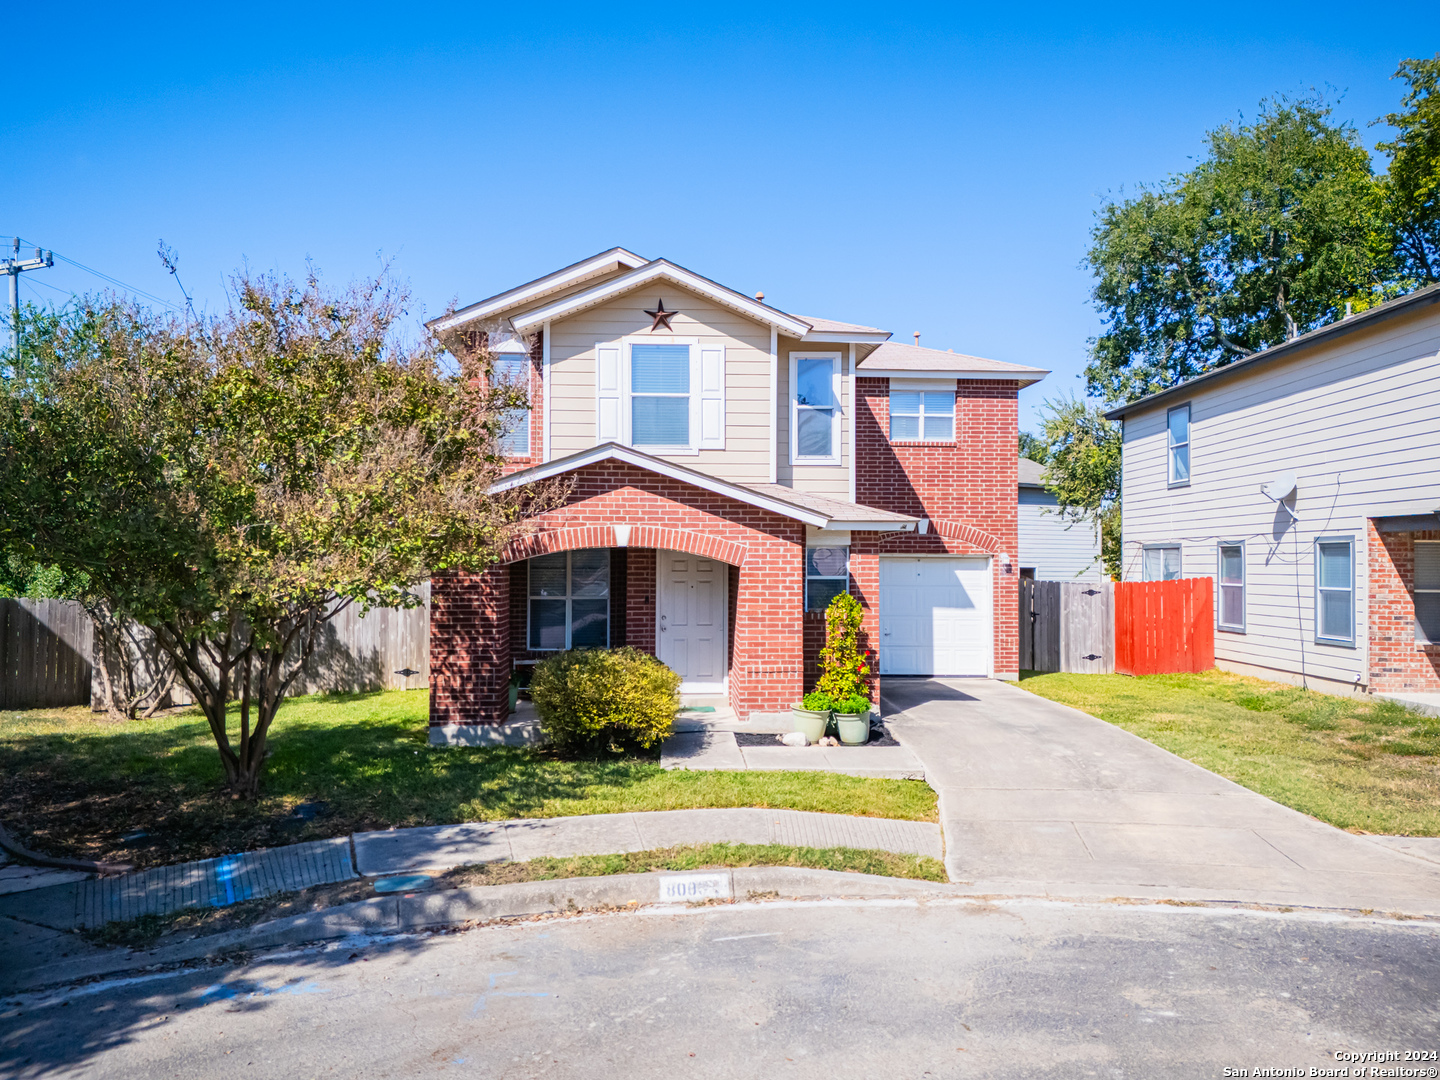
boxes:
[1118,305,1440,690]
[1018,489,1104,581]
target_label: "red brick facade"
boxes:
[1367,522,1440,692]
[852,377,1021,679]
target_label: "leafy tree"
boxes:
[0,273,547,795]
[1376,55,1440,286]
[1086,93,1388,403]
[1033,396,1122,580]
[1018,431,1049,464]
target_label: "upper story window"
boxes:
[890,390,955,442]
[792,353,841,463]
[492,351,531,457]
[1143,544,1181,581]
[528,549,610,651]
[1315,536,1354,645]
[1218,542,1245,631]
[1413,541,1440,644]
[1167,404,1191,485]
[595,338,725,453]
[805,546,849,611]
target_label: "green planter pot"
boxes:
[508,680,520,715]
[834,713,870,746]
[790,706,830,744]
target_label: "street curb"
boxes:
[0,868,950,994]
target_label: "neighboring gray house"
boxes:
[1017,458,1104,582]
[1105,284,1440,702]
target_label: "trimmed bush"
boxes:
[530,647,681,755]
[816,592,871,705]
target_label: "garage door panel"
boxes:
[880,557,991,677]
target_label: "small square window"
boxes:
[805,546,849,612]
[890,390,954,443]
[493,354,531,457]
[528,550,611,650]
[1314,537,1354,645]
[1143,545,1182,581]
[1218,542,1245,631]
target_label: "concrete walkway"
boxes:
[352,809,942,876]
[883,677,1440,914]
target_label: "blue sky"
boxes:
[6,3,1438,432]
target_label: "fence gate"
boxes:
[1020,579,1115,674]
[0,598,93,710]
[1113,578,1214,676]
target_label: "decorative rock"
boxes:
[779,731,809,747]
[819,736,841,747]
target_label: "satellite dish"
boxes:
[1262,471,1297,502]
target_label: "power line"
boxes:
[12,236,181,311]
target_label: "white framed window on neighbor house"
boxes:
[1142,544,1182,581]
[1414,541,1440,645]
[594,338,725,453]
[791,353,842,463]
[492,351,532,457]
[1314,536,1355,646]
[528,550,610,650]
[1167,404,1190,486]
[1217,542,1245,632]
[805,546,850,612]
[889,388,955,442]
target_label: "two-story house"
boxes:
[1106,283,1440,705]
[424,249,1048,743]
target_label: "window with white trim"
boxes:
[1218,542,1245,631]
[890,389,954,442]
[1314,537,1354,645]
[594,338,726,453]
[1414,541,1440,644]
[493,352,531,457]
[805,547,849,612]
[1142,544,1182,581]
[528,550,610,650]
[791,353,841,462]
[630,343,691,448]
[1167,404,1190,485]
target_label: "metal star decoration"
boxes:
[644,299,678,331]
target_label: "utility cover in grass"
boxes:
[374,874,433,893]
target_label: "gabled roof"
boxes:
[1018,458,1047,487]
[856,341,1049,386]
[1103,282,1440,420]
[792,315,892,344]
[508,259,813,338]
[427,248,648,333]
[492,442,919,532]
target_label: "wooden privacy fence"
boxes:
[1113,578,1214,676]
[1020,579,1115,674]
[0,598,94,710]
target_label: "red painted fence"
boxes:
[1113,578,1215,676]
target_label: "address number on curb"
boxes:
[658,873,731,902]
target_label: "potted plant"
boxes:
[816,593,873,746]
[791,691,832,744]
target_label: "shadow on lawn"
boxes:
[0,693,666,867]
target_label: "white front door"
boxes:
[657,551,727,692]
[879,557,992,676]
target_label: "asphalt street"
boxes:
[3,898,1436,1079]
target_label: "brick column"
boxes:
[625,548,657,655]
[849,550,881,705]
[429,565,511,736]
[731,542,804,718]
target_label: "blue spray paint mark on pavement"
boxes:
[211,855,242,907]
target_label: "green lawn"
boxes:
[0,689,936,867]
[1017,669,1440,836]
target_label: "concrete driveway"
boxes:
[883,677,1440,915]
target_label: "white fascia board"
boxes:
[830,520,919,531]
[858,367,1049,385]
[512,262,813,338]
[800,330,892,343]
[428,249,648,332]
[489,442,831,527]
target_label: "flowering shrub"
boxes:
[816,592,871,708]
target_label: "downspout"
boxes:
[848,342,857,504]
[769,326,779,484]
[542,320,552,462]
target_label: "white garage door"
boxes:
[879,557,992,676]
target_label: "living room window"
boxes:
[791,353,841,462]
[528,550,610,650]
[1315,537,1354,645]
[1142,544,1182,581]
[1415,541,1440,644]
[805,547,850,612]
[492,352,531,457]
[890,389,954,442]
[1218,542,1245,631]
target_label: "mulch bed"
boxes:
[734,724,900,748]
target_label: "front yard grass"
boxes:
[1017,669,1440,835]
[0,690,936,867]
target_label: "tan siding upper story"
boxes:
[776,336,852,497]
[1118,305,1440,688]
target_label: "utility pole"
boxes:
[3,237,54,366]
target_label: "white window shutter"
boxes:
[698,343,725,449]
[596,342,622,444]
